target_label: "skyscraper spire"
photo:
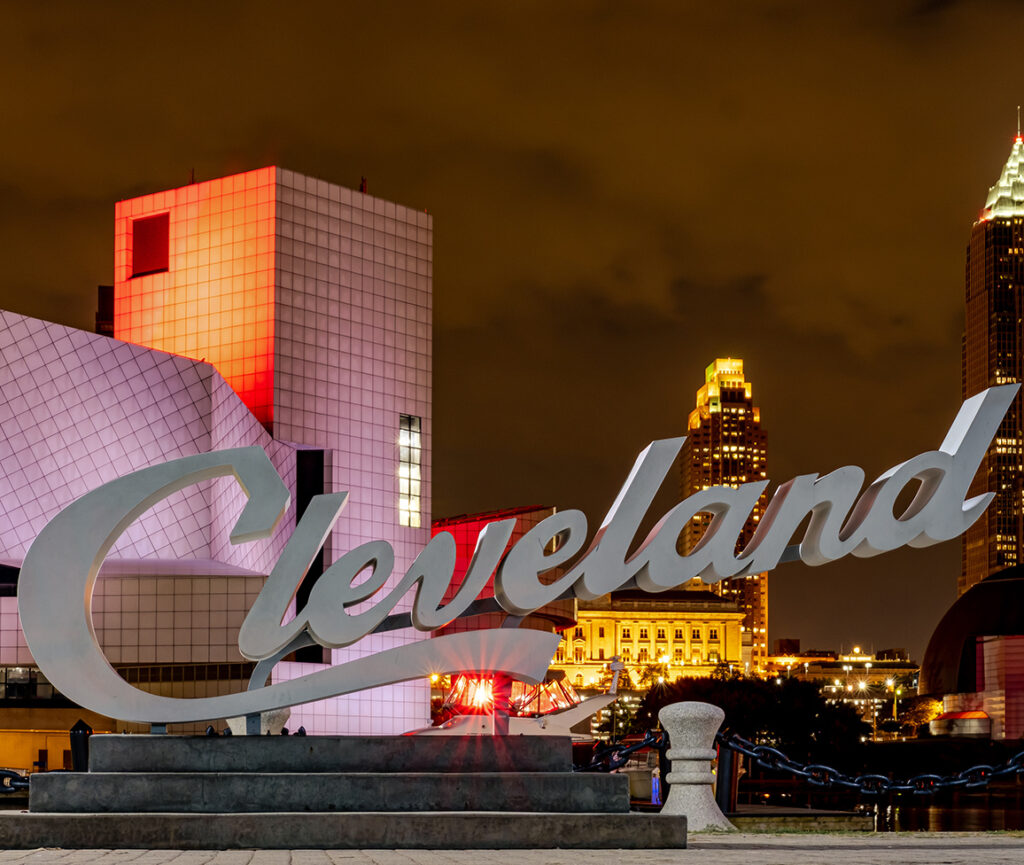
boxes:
[680,358,769,672]
[980,132,1024,220]
[962,132,1024,596]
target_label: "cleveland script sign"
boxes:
[16,385,1018,724]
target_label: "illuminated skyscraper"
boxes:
[962,133,1024,595]
[680,358,768,670]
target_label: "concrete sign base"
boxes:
[12,734,687,850]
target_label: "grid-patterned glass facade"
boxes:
[0,165,438,749]
[679,358,769,670]
[114,168,278,427]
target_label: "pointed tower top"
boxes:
[980,128,1024,221]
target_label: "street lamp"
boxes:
[885,679,901,723]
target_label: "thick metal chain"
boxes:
[0,770,29,794]
[579,728,668,771]
[717,731,1024,796]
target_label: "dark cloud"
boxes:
[3,0,1022,659]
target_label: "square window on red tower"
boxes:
[131,213,169,277]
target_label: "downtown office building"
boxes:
[962,134,1024,595]
[0,167,434,740]
[679,358,767,670]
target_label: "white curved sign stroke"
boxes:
[17,385,1018,725]
[17,449,558,724]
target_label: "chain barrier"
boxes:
[0,770,29,794]
[717,731,1024,796]
[578,728,668,772]
[578,727,1024,797]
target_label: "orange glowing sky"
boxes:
[3,0,1023,661]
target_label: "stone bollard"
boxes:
[658,701,736,832]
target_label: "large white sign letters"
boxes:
[16,385,1018,724]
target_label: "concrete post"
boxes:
[658,701,736,832]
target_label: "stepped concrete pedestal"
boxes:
[6,734,686,849]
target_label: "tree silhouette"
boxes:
[634,662,669,690]
[899,696,942,736]
[597,665,634,690]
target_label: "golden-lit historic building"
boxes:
[680,358,769,669]
[962,131,1024,596]
[550,589,746,689]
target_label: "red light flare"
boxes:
[447,675,495,714]
[444,674,583,717]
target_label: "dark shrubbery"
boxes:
[638,676,870,762]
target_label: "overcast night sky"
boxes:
[3,1,1023,662]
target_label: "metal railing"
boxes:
[577,726,1024,797]
[716,731,1024,796]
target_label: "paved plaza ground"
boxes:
[1,835,1024,865]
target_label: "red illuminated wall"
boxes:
[114,167,277,428]
[979,635,1024,739]
[431,505,557,634]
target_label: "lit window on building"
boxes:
[673,648,683,662]
[398,414,422,527]
[657,627,666,639]
[691,627,701,640]
[639,627,648,640]
[598,649,605,660]
[574,647,584,664]
[674,628,683,640]
[622,648,631,661]
[598,626,605,638]
[638,648,649,663]
[622,627,631,639]
[709,627,719,640]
